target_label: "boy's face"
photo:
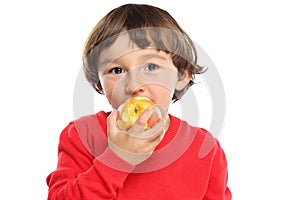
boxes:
[97,34,190,111]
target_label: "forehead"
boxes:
[98,33,141,67]
[98,33,174,68]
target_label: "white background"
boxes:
[1,0,299,199]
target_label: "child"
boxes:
[47,3,231,199]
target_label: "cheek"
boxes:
[150,85,174,107]
[100,78,126,109]
[100,78,111,95]
[100,79,116,101]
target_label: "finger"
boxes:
[135,108,153,127]
[126,104,168,139]
[107,109,119,135]
[148,129,164,143]
[142,119,164,138]
[151,131,165,146]
[144,131,165,152]
[126,108,153,136]
[153,104,167,121]
[128,122,146,136]
[148,104,168,127]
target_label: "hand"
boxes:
[107,105,167,165]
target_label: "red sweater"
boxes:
[47,111,231,199]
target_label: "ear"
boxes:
[175,70,191,91]
[95,81,104,94]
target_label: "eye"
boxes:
[144,63,159,71]
[108,67,125,74]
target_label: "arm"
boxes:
[46,123,134,200]
[203,141,232,200]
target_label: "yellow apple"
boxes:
[117,96,158,131]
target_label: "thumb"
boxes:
[107,109,119,134]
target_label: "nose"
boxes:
[124,70,145,95]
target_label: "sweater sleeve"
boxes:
[203,141,232,200]
[46,122,135,200]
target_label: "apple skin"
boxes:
[117,96,159,131]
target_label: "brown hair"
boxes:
[82,4,207,101]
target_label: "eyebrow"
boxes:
[99,58,114,68]
[99,52,168,68]
[141,53,168,61]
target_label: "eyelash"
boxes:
[144,63,159,71]
[108,67,125,74]
[107,63,160,74]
